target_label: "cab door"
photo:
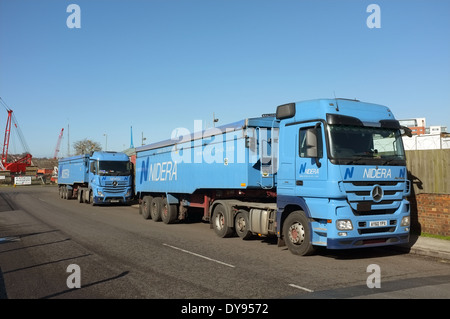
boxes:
[295,122,328,197]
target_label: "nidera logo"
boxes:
[299,163,319,175]
[344,167,405,180]
[139,158,178,184]
[363,168,391,179]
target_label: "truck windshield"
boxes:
[328,125,406,165]
[98,161,131,176]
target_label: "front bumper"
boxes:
[325,199,411,249]
[327,233,410,249]
[92,195,133,204]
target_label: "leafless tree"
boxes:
[73,139,102,155]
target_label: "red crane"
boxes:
[0,98,32,173]
[1,109,13,166]
[54,128,64,159]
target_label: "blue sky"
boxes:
[0,0,449,158]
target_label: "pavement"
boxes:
[397,235,450,261]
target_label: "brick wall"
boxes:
[409,193,450,237]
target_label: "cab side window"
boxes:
[90,161,97,174]
[299,126,323,158]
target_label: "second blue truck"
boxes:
[58,151,133,205]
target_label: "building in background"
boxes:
[400,117,449,150]
[399,118,426,135]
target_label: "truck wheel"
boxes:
[89,191,96,206]
[161,199,178,224]
[150,197,162,222]
[67,189,73,200]
[141,196,152,219]
[212,204,234,238]
[235,210,252,240]
[282,211,315,256]
[62,186,68,199]
[77,189,83,203]
[59,187,64,198]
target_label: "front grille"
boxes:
[354,209,397,216]
[104,180,129,187]
[349,181,399,187]
[104,187,127,194]
[351,190,399,196]
[342,180,406,215]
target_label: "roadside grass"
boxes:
[420,232,450,241]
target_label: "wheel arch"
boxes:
[210,199,238,228]
[277,195,311,238]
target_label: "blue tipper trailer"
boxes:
[135,98,411,256]
[58,151,133,205]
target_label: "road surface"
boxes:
[1,186,449,305]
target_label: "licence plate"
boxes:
[369,220,387,227]
[110,199,120,203]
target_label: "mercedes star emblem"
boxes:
[371,185,383,202]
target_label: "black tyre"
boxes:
[141,196,152,219]
[282,211,316,256]
[89,191,95,206]
[67,189,73,200]
[77,189,83,203]
[150,197,162,222]
[161,199,178,224]
[235,210,253,240]
[212,204,234,238]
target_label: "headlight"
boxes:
[401,216,410,226]
[336,219,353,230]
[97,190,104,197]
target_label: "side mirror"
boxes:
[305,128,318,158]
[401,126,413,138]
[305,123,322,168]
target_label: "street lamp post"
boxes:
[103,133,108,151]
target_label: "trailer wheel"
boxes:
[161,199,178,224]
[62,186,68,199]
[282,211,315,256]
[67,189,73,200]
[141,196,152,220]
[235,210,253,240]
[150,197,162,222]
[212,204,234,238]
[59,186,64,198]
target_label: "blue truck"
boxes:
[58,151,133,205]
[135,98,411,255]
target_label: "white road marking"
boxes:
[0,237,20,243]
[288,283,314,293]
[163,243,235,268]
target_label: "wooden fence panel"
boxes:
[406,149,450,194]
